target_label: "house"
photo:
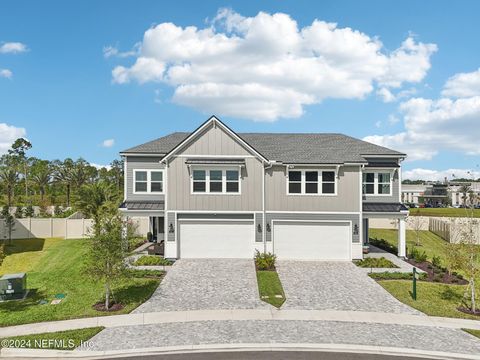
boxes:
[120,116,408,260]
[402,182,480,207]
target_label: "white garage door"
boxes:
[273,221,351,260]
[179,220,254,258]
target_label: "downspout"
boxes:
[263,161,273,253]
[359,164,365,254]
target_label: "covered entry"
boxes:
[273,221,351,260]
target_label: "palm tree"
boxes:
[0,168,19,207]
[70,159,89,190]
[30,160,52,202]
[459,184,472,207]
[53,159,74,207]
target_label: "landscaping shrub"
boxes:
[127,237,146,252]
[409,247,427,263]
[369,238,398,254]
[134,255,173,266]
[355,257,398,268]
[369,272,427,281]
[255,250,276,271]
[126,269,165,278]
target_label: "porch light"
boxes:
[168,223,174,233]
[266,223,271,232]
[257,224,262,233]
[353,224,359,235]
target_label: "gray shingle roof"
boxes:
[363,203,408,213]
[121,131,405,164]
[120,201,164,211]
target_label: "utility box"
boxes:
[0,273,27,301]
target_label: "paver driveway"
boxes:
[276,261,420,314]
[133,259,268,312]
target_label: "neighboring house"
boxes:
[120,116,408,260]
[402,182,480,207]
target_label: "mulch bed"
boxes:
[457,307,480,317]
[406,259,468,285]
[92,301,124,312]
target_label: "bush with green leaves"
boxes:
[409,247,428,263]
[255,250,276,271]
[431,255,442,269]
[133,255,172,266]
[355,257,398,268]
[23,205,34,218]
[14,206,23,219]
[369,272,427,281]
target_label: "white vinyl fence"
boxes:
[0,217,149,240]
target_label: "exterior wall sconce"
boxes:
[353,224,359,235]
[257,224,262,233]
[168,223,174,233]
[266,223,271,232]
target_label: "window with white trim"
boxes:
[363,172,392,196]
[287,170,337,195]
[192,168,241,194]
[134,170,164,194]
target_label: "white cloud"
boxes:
[442,68,480,98]
[101,139,115,148]
[103,44,140,59]
[403,168,480,181]
[0,69,12,79]
[0,123,26,154]
[0,42,27,54]
[377,87,396,102]
[109,9,436,121]
[387,114,400,125]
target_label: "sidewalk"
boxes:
[1,308,480,338]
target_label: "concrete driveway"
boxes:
[134,259,268,313]
[276,261,420,315]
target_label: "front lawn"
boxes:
[133,255,173,266]
[369,229,447,263]
[0,238,162,327]
[354,257,398,268]
[378,280,480,320]
[0,327,104,350]
[463,329,480,339]
[256,271,285,308]
[409,208,480,218]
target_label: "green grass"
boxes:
[133,255,173,266]
[0,327,104,350]
[463,329,480,339]
[354,257,398,268]
[0,238,162,327]
[369,229,448,263]
[409,208,480,218]
[256,270,285,308]
[379,280,480,320]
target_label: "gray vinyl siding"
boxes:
[265,212,360,243]
[255,212,263,242]
[362,158,400,203]
[125,156,166,201]
[265,165,360,212]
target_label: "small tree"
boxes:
[24,204,34,218]
[84,211,129,310]
[0,205,15,246]
[14,206,23,219]
[407,215,423,246]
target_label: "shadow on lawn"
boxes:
[4,238,46,255]
[112,281,160,307]
[440,286,463,302]
[0,288,48,312]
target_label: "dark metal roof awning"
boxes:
[363,202,408,213]
[185,158,246,166]
[364,162,400,168]
[120,201,164,211]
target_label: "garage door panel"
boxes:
[273,221,350,260]
[179,221,254,259]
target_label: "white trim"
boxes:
[361,154,406,158]
[168,210,360,214]
[271,219,353,261]
[133,169,165,194]
[169,210,256,214]
[359,165,364,248]
[398,166,402,202]
[119,153,166,157]
[176,154,255,159]
[286,169,338,196]
[161,116,269,164]
[362,171,393,197]
[177,218,254,223]
[190,167,241,195]
[266,211,360,214]
[123,156,127,201]
[119,209,165,215]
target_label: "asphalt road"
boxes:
[104,351,440,360]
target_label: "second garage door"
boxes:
[273,221,351,260]
[179,220,254,259]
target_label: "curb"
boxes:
[1,343,480,359]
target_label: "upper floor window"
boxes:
[288,170,336,195]
[134,169,164,194]
[363,172,392,196]
[192,168,240,194]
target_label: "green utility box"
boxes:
[0,273,27,301]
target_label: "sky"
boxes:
[1,0,480,180]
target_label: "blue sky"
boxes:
[1,0,480,180]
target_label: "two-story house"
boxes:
[120,116,408,260]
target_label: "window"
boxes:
[226,170,239,193]
[288,171,302,194]
[134,170,165,194]
[363,172,392,196]
[362,173,375,194]
[150,171,163,192]
[287,169,337,195]
[135,171,148,192]
[193,170,206,193]
[322,171,335,194]
[192,169,241,194]
[378,173,391,194]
